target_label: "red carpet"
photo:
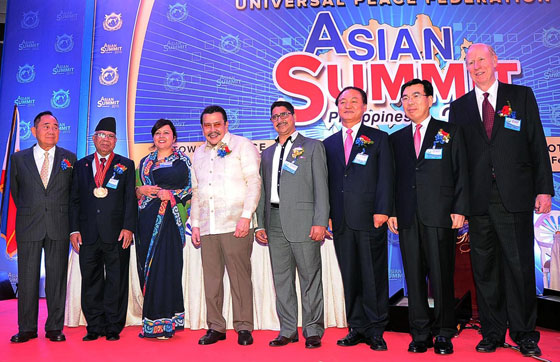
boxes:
[2,299,559,362]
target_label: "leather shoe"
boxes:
[10,332,38,343]
[83,333,100,341]
[106,332,120,341]
[269,334,298,346]
[476,337,503,353]
[238,330,253,346]
[337,330,365,346]
[368,335,388,351]
[305,335,321,349]
[434,336,453,355]
[408,340,428,353]
[517,338,541,357]
[45,330,66,342]
[198,329,226,345]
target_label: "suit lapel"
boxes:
[84,154,95,187]
[418,119,439,162]
[346,124,366,170]
[47,147,63,189]
[332,130,346,167]
[286,134,304,164]
[466,90,489,143]
[400,124,416,160]
[23,146,45,188]
[103,153,118,186]
[492,82,507,140]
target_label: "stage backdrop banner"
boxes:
[0,0,89,292]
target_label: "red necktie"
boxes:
[344,129,353,165]
[414,124,422,158]
[99,157,106,172]
[482,92,495,139]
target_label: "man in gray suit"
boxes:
[255,100,329,349]
[9,111,76,343]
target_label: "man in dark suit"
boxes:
[388,79,469,354]
[449,43,553,357]
[255,101,329,349]
[69,117,136,341]
[323,86,393,351]
[9,111,76,343]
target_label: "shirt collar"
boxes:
[205,132,231,150]
[342,122,362,136]
[275,131,299,145]
[34,144,56,157]
[475,79,499,99]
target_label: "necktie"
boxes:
[482,92,495,139]
[99,157,106,173]
[344,129,353,165]
[414,124,422,158]
[40,151,49,188]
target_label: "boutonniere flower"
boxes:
[61,158,73,170]
[217,143,232,158]
[291,147,304,159]
[498,101,517,118]
[355,135,374,148]
[433,129,450,147]
[113,163,127,175]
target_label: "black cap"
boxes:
[95,117,116,134]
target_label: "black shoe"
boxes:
[337,330,365,346]
[269,334,298,346]
[238,330,253,346]
[305,335,322,349]
[408,340,428,353]
[475,337,503,353]
[434,336,453,355]
[45,330,66,342]
[106,332,120,341]
[83,333,100,341]
[517,337,542,357]
[368,335,388,351]
[198,329,226,345]
[10,332,38,343]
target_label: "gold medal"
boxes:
[93,187,108,198]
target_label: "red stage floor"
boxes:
[1,299,559,362]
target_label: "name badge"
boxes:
[282,161,298,174]
[159,161,173,168]
[504,117,521,131]
[425,148,443,159]
[352,153,369,165]
[106,178,119,189]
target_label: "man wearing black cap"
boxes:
[69,117,137,341]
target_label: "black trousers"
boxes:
[17,237,69,333]
[399,216,456,341]
[79,237,130,334]
[333,223,389,337]
[469,181,538,343]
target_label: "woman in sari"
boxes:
[136,119,192,339]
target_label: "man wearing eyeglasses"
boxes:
[388,79,468,355]
[10,111,76,343]
[323,86,393,351]
[449,43,553,357]
[255,101,329,349]
[69,117,137,342]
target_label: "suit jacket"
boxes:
[69,153,137,244]
[10,145,76,241]
[323,123,393,232]
[256,134,329,242]
[449,82,554,214]
[389,118,469,228]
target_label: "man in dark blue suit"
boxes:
[69,117,137,342]
[323,86,393,351]
[388,79,469,355]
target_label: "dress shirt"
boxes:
[92,152,113,177]
[474,79,499,122]
[341,122,362,147]
[410,116,431,148]
[33,144,56,183]
[191,132,261,236]
[270,131,298,204]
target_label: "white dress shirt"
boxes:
[474,79,499,122]
[270,131,298,204]
[411,116,432,147]
[341,122,362,147]
[33,144,56,182]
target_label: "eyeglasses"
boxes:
[94,132,116,140]
[270,111,292,122]
[401,92,428,103]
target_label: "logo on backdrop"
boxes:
[55,34,74,52]
[16,64,36,83]
[220,35,241,54]
[57,10,78,22]
[103,13,122,31]
[19,120,32,140]
[14,96,36,107]
[59,122,71,133]
[167,3,188,23]
[543,27,560,48]
[18,40,39,51]
[21,11,39,29]
[97,96,121,108]
[51,89,71,109]
[100,43,123,54]
[164,71,186,91]
[163,41,187,52]
[99,66,119,86]
[227,109,240,130]
[52,64,75,75]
